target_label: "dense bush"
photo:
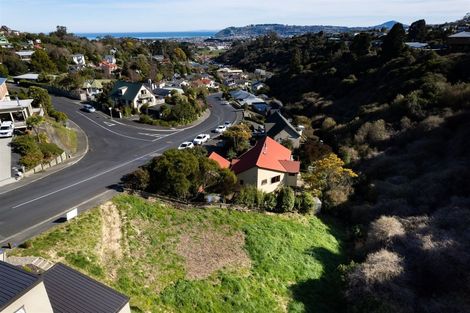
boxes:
[275,186,295,213]
[38,142,63,159]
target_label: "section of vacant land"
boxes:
[13,194,346,313]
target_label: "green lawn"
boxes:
[13,194,346,313]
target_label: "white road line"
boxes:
[11,146,167,209]
[78,112,156,142]
[1,189,116,244]
[103,121,116,127]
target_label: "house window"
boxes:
[141,89,147,94]
[261,179,267,185]
[240,180,244,185]
[288,173,296,177]
[15,307,26,313]
[271,176,281,184]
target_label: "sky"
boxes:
[0,0,468,33]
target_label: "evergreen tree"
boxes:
[381,23,406,60]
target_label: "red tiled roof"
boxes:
[208,152,230,169]
[231,136,300,174]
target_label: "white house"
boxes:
[71,54,86,66]
[110,81,156,110]
[15,50,35,61]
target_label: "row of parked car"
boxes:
[177,121,233,150]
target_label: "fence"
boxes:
[24,152,69,177]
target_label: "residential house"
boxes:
[405,42,429,49]
[230,136,301,193]
[0,261,131,313]
[448,31,470,50]
[15,51,35,62]
[104,55,116,64]
[71,54,86,66]
[252,81,267,92]
[0,99,43,129]
[209,152,231,169]
[100,61,118,76]
[0,35,10,48]
[81,79,112,101]
[192,78,217,89]
[109,81,156,110]
[264,111,302,148]
[230,90,265,107]
[0,78,10,101]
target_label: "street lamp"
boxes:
[109,106,112,119]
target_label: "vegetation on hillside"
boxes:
[13,194,346,313]
[217,21,470,312]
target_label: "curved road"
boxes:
[0,94,239,246]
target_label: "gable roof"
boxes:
[109,81,146,102]
[0,261,41,310]
[265,111,300,139]
[209,152,230,169]
[231,136,300,174]
[42,263,129,313]
[0,77,6,85]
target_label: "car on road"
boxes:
[178,141,195,150]
[0,121,14,137]
[214,125,227,133]
[193,134,211,145]
[224,121,232,128]
[82,104,96,113]
[221,100,230,105]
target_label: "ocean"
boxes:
[76,31,217,40]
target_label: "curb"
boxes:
[0,116,89,195]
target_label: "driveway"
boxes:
[0,137,12,183]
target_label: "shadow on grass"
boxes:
[290,218,348,313]
[290,247,346,313]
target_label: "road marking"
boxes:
[103,121,116,127]
[138,132,162,138]
[78,112,156,142]
[1,189,116,245]
[11,146,167,209]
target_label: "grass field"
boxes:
[13,194,347,313]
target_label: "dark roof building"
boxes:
[0,261,130,313]
[109,81,156,110]
[264,111,302,148]
[43,263,130,313]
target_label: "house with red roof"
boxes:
[210,137,300,193]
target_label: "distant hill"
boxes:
[214,21,406,39]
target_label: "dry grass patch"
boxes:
[176,228,251,280]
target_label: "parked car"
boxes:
[214,125,227,133]
[224,121,232,128]
[193,134,210,145]
[178,141,195,150]
[82,104,96,113]
[221,100,230,105]
[0,121,14,138]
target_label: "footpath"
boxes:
[0,119,88,193]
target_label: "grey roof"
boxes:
[265,111,300,139]
[109,80,145,102]
[13,73,39,80]
[0,77,6,85]
[42,263,129,313]
[0,261,40,310]
[449,31,470,38]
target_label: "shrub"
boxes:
[296,191,319,214]
[322,117,337,130]
[263,192,277,211]
[38,142,63,160]
[276,187,295,213]
[367,216,405,247]
[122,168,150,191]
[49,110,68,124]
[354,120,391,144]
[235,185,265,209]
[19,147,43,169]
[11,135,38,155]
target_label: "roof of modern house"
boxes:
[109,81,147,102]
[13,73,39,80]
[0,99,34,110]
[15,50,35,57]
[231,136,300,174]
[0,261,41,311]
[449,31,470,38]
[265,111,301,139]
[82,79,112,89]
[42,263,129,313]
[0,77,6,85]
[209,152,231,169]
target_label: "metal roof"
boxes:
[42,263,129,313]
[449,31,470,38]
[0,261,40,310]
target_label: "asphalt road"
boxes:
[0,94,239,246]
